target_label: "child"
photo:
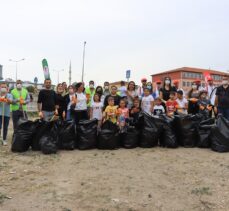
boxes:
[118,81,127,98]
[90,93,103,129]
[0,83,12,146]
[141,88,154,115]
[166,91,178,117]
[198,90,212,119]
[130,98,141,123]
[65,85,77,121]
[153,97,165,116]
[117,99,129,132]
[176,90,188,114]
[104,96,118,124]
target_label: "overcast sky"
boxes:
[1,0,229,85]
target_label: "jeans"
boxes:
[0,116,10,140]
[12,110,28,130]
[66,110,73,121]
[42,111,54,122]
[218,107,229,120]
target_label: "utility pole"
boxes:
[53,69,64,84]
[9,58,25,81]
[81,41,86,82]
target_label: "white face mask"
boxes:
[16,84,22,89]
[165,80,170,85]
[1,88,7,93]
[104,86,109,90]
[222,80,228,86]
[192,85,197,89]
[89,84,94,89]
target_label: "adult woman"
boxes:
[64,85,77,121]
[56,83,66,120]
[187,81,200,114]
[126,81,138,109]
[95,86,105,105]
[74,82,88,124]
[159,77,177,102]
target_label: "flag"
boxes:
[42,59,50,80]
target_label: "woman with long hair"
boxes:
[187,81,200,114]
[74,82,89,124]
[126,81,138,109]
[159,77,177,103]
[56,83,66,120]
[95,85,105,105]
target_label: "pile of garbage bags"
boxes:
[11,113,229,154]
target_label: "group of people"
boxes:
[0,74,228,146]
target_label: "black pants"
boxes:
[74,110,88,124]
[12,110,28,130]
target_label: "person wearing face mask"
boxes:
[85,80,96,111]
[37,79,58,121]
[11,80,30,130]
[94,86,105,105]
[215,75,229,120]
[103,81,110,97]
[64,85,77,121]
[159,77,177,104]
[187,81,200,114]
[0,83,13,146]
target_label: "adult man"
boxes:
[207,77,216,105]
[85,80,96,109]
[104,85,121,109]
[37,79,58,121]
[11,80,30,129]
[0,83,13,145]
[138,78,147,99]
[103,81,110,97]
[214,75,229,120]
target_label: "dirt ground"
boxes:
[0,125,229,211]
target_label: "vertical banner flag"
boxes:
[42,59,50,80]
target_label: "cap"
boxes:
[141,78,147,82]
[207,77,213,81]
[156,80,162,84]
[194,79,201,83]
[177,90,183,95]
[173,80,179,84]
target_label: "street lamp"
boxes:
[9,58,25,81]
[81,41,86,82]
[53,69,64,84]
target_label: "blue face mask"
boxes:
[147,86,152,90]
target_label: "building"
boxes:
[109,81,129,88]
[151,67,229,92]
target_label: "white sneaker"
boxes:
[2,140,7,146]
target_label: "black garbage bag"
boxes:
[159,115,178,148]
[210,116,229,152]
[139,113,163,148]
[98,120,120,149]
[197,118,215,148]
[120,126,139,148]
[58,121,76,150]
[77,119,98,150]
[31,119,49,151]
[11,119,34,152]
[174,114,204,147]
[40,121,59,154]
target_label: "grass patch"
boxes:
[191,187,212,196]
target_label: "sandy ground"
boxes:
[0,125,229,211]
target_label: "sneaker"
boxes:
[2,140,7,146]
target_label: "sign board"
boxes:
[126,70,131,79]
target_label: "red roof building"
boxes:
[151,67,229,91]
